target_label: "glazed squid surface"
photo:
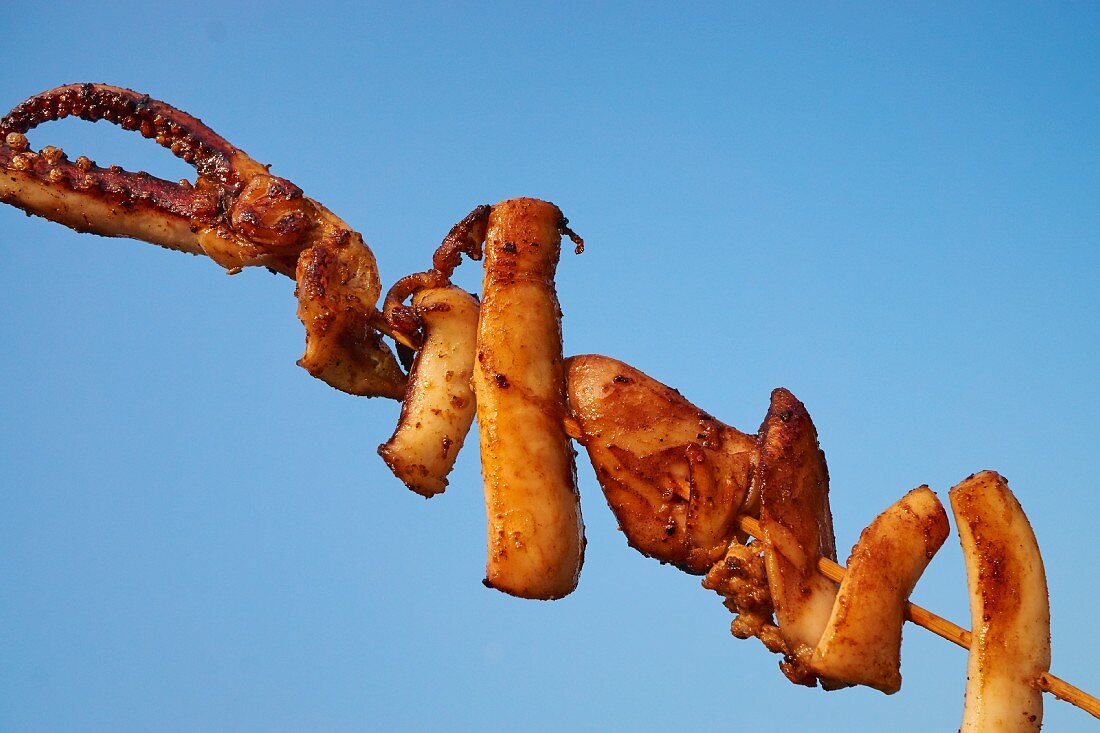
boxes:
[564,354,756,574]
[811,485,949,693]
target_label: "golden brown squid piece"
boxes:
[565,354,756,574]
[0,83,404,398]
[378,284,479,497]
[811,486,949,693]
[951,471,1050,733]
[726,390,951,691]
[294,224,406,399]
[474,198,584,600]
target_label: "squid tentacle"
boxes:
[0,84,282,269]
[1,131,215,255]
[431,203,490,276]
[1,83,405,399]
[0,83,259,189]
[381,208,494,345]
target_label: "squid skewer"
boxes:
[3,84,1099,726]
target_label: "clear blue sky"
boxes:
[1,3,1097,731]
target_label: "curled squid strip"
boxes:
[431,204,490,277]
[380,269,452,347]
[378,284,479,497]
[811,486,949,693]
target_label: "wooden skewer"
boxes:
[736,514,1100,720]
[372,309,420,351]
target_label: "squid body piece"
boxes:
[756,393,951,692]
[951,471,1050,733]
[378,285,479,497]
[565,354,756,573]
[811,486,949,693]
[473,198,584,600]
[755,388,840,674]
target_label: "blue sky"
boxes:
[1,2,1098,731]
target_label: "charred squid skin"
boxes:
[432,204,491,275]
[755,387,841,685]
[565,354,756,574]
[3,86,1083,723]
[378,285,479,496]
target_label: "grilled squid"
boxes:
[565,354,756,574]
[811,485,949,693]
[1,83,1076,729]
[378,285,479,497]
[754,388,843,683]
[0,83,405,398]
[473,198,584,600]
[951,471,1050,733]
